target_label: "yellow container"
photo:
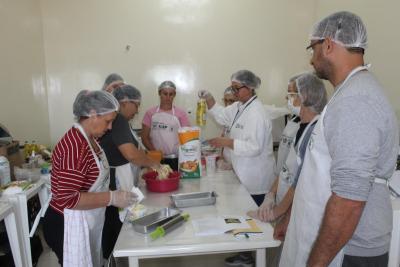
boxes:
[196,99,207,126]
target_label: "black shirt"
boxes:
[100,113,138,166]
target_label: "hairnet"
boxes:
[73,90,119,119]
[224,86,234,95]
[288,73,303,84]
[295,73,327,114]
[310,11,367,49]
[231,70,261,90]
[113,84,141,103]
[158,81,176,91]
[102,73,124,91]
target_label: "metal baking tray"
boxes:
[170,191,217,208]
[130,207,181,234]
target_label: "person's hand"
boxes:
[208,137,232,148]
[273,217,289,241]
[257,192,275,222]
[109,190,137,208]
[198,90,212,99]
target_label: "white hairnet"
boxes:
[102,73,124,91]
[113,84,141,102]
[158,81,176,91]
[224,86,234,95]
[73,90,119,119]
[288,73,303,85]
[310,11,367,49]
[231,70,261,90]
[295,73,327,114]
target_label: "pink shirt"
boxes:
[142,106,191,127]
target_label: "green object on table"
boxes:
[150,213,190,240]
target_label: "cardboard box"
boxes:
[0,141,24,180]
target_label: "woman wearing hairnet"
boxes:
[141,81,191,170]
[102,73,125,93]
[100,85,160,260]
[42,90,137,267]
[200,70,275,206]
[248,73,327,265]
[251,73,327,222]
[200,70,276,266]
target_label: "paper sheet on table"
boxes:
[192,216,249,236]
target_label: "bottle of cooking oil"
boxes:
[196,98,207,126]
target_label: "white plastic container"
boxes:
[205,154,218,174]
[0,156,11,186]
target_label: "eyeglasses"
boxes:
[306,39,325,54]
[231,85,247,93]
[286,92,299,100]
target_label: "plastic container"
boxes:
[142,171,180,192]
[205,154,218,174]
[196,98,207,126]
[0,156,11,186]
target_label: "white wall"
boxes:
[315,0,400,122]
[0,0,49,145]
[2,1,399,146]
[40,0,316,145]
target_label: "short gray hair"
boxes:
[295,73,327,114]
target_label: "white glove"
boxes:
[198,90,212,99]
[257,192,275,222]
[109,190,137,208]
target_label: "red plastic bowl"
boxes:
[142,171,180,193]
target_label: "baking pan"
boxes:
[171,191,217,208]
[130,207,181,234]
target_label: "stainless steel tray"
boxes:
[171,191,217,208]
[130,207,181,234]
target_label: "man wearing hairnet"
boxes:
[280,11,399,267]
[100,85,160,260]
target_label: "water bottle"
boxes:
[0,156,11,186]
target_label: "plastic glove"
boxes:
[198,90,212,99]
[109,190,137,208]
[257,192,275,222]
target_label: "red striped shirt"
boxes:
[49,127,99,214]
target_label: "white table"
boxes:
[1,178,50,267]
[0,201,24,266]
[113,170,281,267]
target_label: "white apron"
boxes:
[275,117,300,178]
[113,125,144,222]
[150,106,181,157]
[63,123,110,267]
[276,116,319,204]
[280,66,369,267]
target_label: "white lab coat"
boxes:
[208,96,276,194]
